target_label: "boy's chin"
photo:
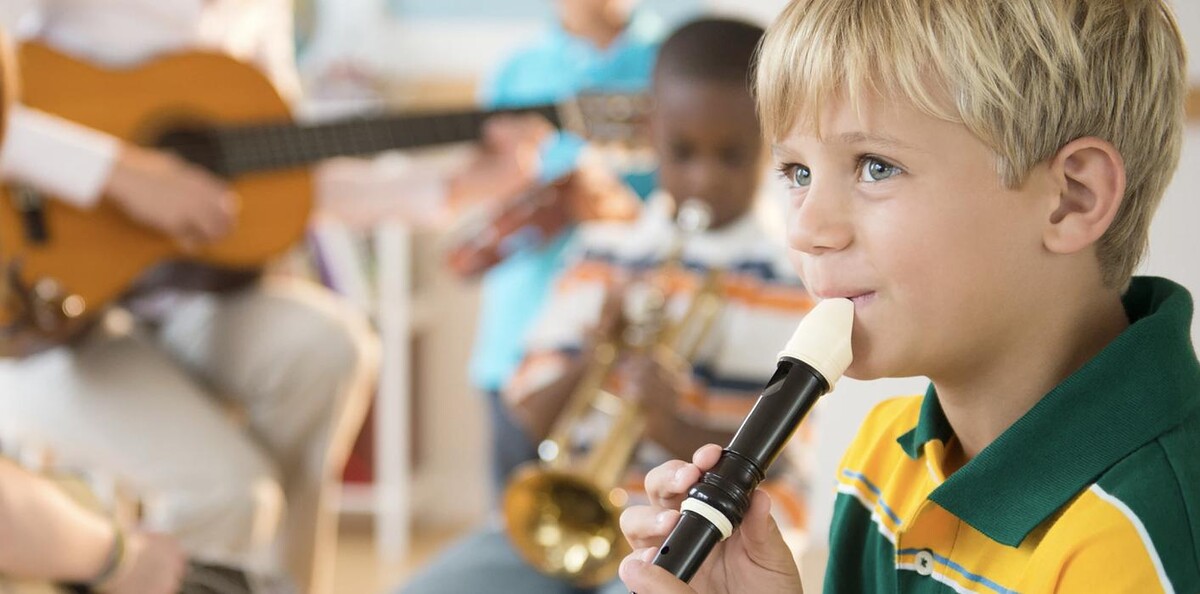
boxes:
[842,358,892,382]
[842,367,879,382]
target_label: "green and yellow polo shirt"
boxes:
[824,276,1200,593]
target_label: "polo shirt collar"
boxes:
[896,276,1200,547]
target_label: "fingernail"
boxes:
[641,547,658,563]
[656,510,673,525]
[674,467,690,487]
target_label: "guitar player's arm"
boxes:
[0,458,185,593]
[0,1,237,247]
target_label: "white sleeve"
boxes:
[0,106,120,208]
[0,0,45,38]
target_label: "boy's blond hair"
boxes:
[756,0,1187,288]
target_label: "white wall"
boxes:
[1150,4,1200,346]
[1143,129,1200,344]
[705,0,788,26]
[310,0,787,81]
[1173,0,1200,82]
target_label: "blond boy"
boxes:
[619,1,1198,592]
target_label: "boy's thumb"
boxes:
[739,490,800,573]
[620,555,698,594]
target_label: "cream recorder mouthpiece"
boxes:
[778,297,854,386]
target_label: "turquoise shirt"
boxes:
[469,17,663,392]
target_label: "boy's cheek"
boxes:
[787,250,809,282]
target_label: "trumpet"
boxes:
[502,198,723,586]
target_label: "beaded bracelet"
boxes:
[87,523,126,591]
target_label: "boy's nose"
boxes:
[687,160,725,199]
[787,182,853,255]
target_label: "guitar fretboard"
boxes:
[198,104,562,176]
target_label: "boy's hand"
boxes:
[447,114,550,210]
[618,444,804,594]
[104,145,238,251]
[584,282,629,347]
[102,531,186,594]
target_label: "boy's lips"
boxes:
[849,292,877,307]
[812,289,877,307]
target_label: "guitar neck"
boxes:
[206,103,563,176]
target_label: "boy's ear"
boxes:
[1043,137,1126,255]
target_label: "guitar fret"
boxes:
[461,112,481,142]
[215,102,576,176]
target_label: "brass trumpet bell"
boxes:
[503,466,631,587]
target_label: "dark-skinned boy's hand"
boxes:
[622,353,690,437]
[560,160,640,223]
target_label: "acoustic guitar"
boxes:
[0,42,648,356]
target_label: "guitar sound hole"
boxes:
[155,126,226,176]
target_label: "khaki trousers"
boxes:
[0,277,378,594]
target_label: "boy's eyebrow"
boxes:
[771,132,925,157]
[829,132,924,153]
[770,144,802,160]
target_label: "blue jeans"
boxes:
[397,528,628,594]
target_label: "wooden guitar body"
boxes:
[0,42,646,356]
[0,43,310,351]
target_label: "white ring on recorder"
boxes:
[680,499,734,541]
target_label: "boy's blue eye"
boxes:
[859,157,901,182]
[779,164,812,188]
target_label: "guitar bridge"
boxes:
[12,185,49,245]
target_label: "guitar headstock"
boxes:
[557,90,653,156]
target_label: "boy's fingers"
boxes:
[644,459,700,509]
[619,552,699,594]
[692,444,723,470]
[641,444,725,511]
[620,505,679,549]
[739,490,801,575]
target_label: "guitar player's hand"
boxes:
[102,531,187,594]
[447,113,552,210]
[104,145,238,250]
